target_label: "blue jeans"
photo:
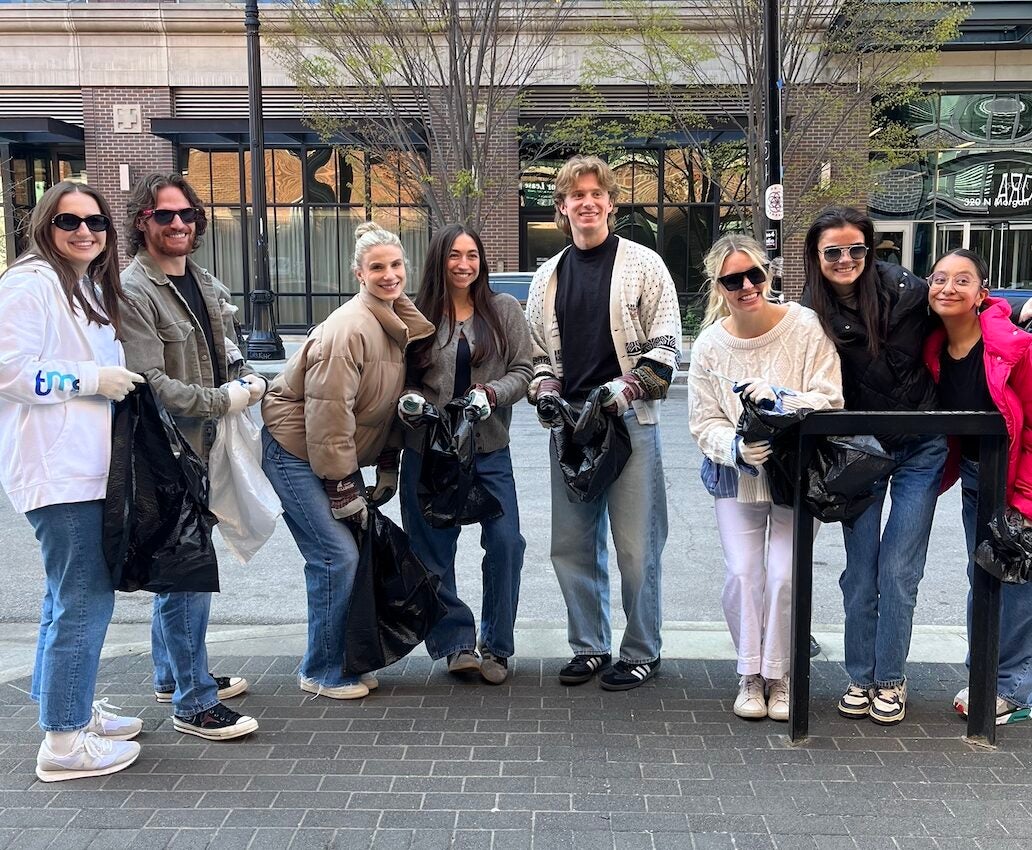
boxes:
[400,446,525,660]
[548,413,667,664]
[27,501,115,732]
[151,592,218,717]
[960,458,1032,708]
[261,428,362,687]
[840,435,947,688]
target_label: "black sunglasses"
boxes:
[821,244,868,263]
[51,213,110,233]
[143,207,203,226]
[717,265,767,291]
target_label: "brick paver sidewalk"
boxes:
[1,655,1030,849]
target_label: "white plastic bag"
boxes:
[208,407,282,563]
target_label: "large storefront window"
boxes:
[871,91,1032,285]
[183,146,429,329]
[519,145,733,310]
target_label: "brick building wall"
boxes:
[478,105,520,273]
[82,87,176,261]
[781,90,870,301]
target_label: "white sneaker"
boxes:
[360,672,379,691]
[299,676,369,700]
[36,731,140,783]
[85,699,143,741]
[954,687,1031,725]
[766,675,790,722]
[733,674,767,719]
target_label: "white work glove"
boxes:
[96,366,145,402]
[465,386,493,422]
[736,439,772,469]
[240,373,267,405]
[398,392,427,427]
[223,381,250,414]
[600,373,646,416]
[736,378,778,405]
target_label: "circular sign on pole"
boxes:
[765,183,784,221]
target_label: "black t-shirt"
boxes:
[554,233,622,403]
[939,338,995,460]
[168,268,217,366]
[453,331,472,400]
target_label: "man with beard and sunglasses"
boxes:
[119,172,264,741]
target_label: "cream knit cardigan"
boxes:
[526,237,682,426]
[687,302,844,503]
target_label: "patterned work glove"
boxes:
[600,373,647,416]
[465,384,496,422]
[398,392,427,428]
[734,378,777,406]
[323,477,368,529]
[527,376,562,429]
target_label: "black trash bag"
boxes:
[103,383,219,594]
[343,506,448,674]
[734,393,812,507]
[804,435,895,525]
[543,386,632,503]
[413,398,503,528]
[975,508,1032,585]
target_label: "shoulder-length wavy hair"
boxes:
[803,205,887,356]
[700,234,771,329]
[410,224,502,372]
[125,172,208,258]
[5,180,126,334]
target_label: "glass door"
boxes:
[935,223,1032,288]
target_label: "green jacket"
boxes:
[120,251,254,459]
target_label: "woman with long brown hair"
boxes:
[398,224,532,684]
[0,181,146,781]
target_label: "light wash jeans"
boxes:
[151,592,219,717]
[261,428,363,688]
[548,412,667,664]
[27,501,115,731]
[840,435,947,688]
[960,458,1032,708]
[400,446,525,660]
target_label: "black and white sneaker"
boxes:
[172,702,258,741]
[870,682,907,726]
[155,673,248,704]
[558,653,611,685]
[599,658,660,691]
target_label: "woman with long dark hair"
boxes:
[0,181,146,781]
[398,225,532,684]
[802,205,944,726]
[924,248,1032,726]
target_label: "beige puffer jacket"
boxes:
[262,289,434,480]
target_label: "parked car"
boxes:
[488,272,534,304]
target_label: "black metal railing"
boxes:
[789,410,1009,746]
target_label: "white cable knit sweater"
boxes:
[687,302,844,503]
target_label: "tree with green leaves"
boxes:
[278,0,581,231]
[583,0,969,240]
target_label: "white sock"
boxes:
[44,730,82,754]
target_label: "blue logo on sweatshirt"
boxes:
[34,370,80,396]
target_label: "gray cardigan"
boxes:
[405,293,532,455]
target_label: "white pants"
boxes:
[714,498,795,680]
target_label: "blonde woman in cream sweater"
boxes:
[688,234,843,721]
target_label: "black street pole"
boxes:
[244,0,284,360]
[763,0,785,301]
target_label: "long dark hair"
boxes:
[932,248,990,285]
[411,224,502,371]
[6,181,126,334]
[125,172,208,258]
[803,205,888,357]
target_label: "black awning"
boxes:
[151,118,426,148]
[0,118,85,144]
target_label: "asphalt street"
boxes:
[0,385,970,631]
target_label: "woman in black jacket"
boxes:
[802,206,945,727]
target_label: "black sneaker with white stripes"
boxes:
[599,657,661,691]
[558,653,611,685]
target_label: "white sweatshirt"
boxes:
[687,302,844,503]
[0,259,124,513]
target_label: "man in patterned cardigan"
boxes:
[525,154,681,691]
